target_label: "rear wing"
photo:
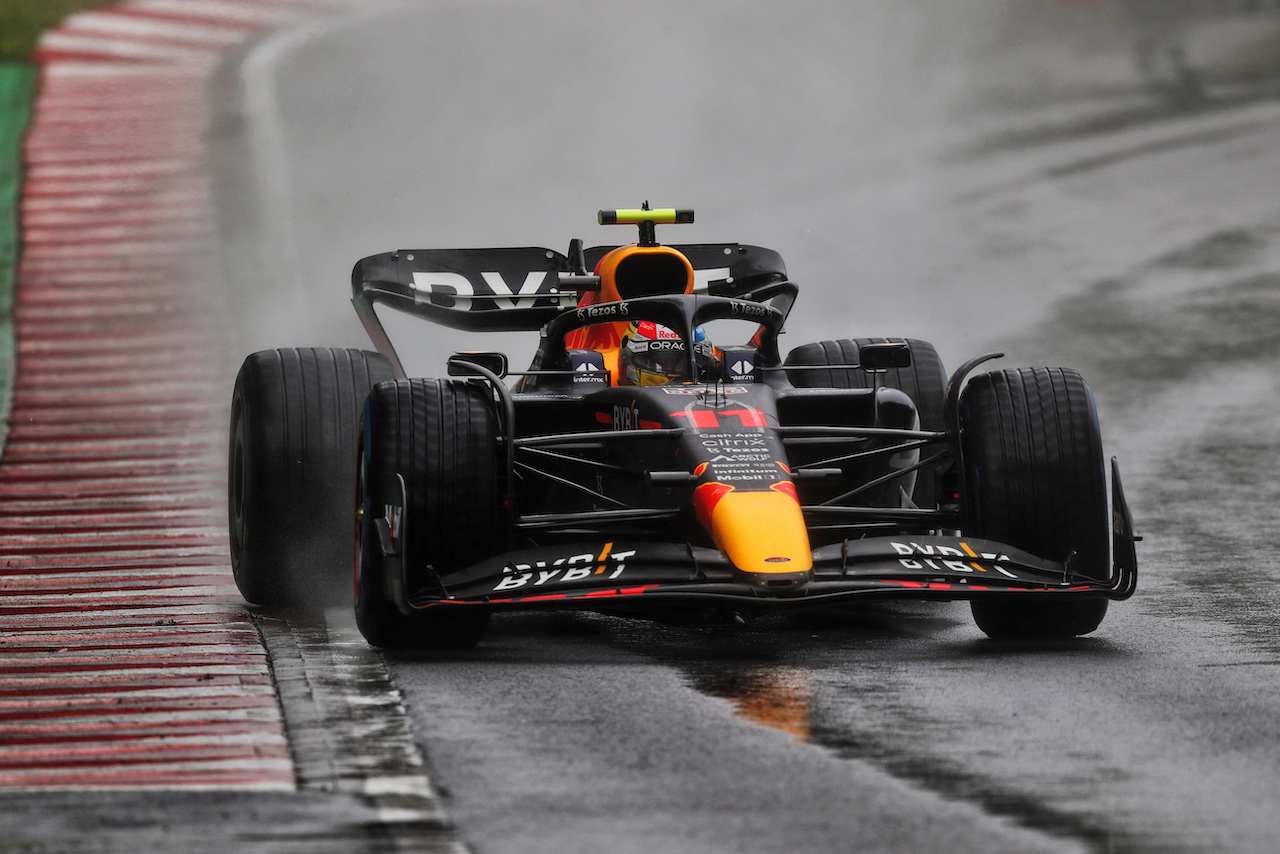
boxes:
[350,243,791,334]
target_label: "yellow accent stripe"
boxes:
[959,541,987,572]
[595,542,613,574]
[599,208,692,225]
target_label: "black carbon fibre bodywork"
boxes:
[340,227,1137,638]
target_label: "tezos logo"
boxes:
[729,301,768,318]
[575,303,629,322]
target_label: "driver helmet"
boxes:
[619,321,715,386]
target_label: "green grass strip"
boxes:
[0,1,114,62]
[0,61,36,447]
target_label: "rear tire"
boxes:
[959,367,1110,639]
[355,379,499,650]
[228,348,394,610]
[785,338,946,506]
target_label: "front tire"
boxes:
[959,367,1110,639]
[355,379,500,649]
[228,348,394,610]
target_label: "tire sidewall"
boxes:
[228,368,266,602]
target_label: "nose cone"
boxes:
[695,484,813,579]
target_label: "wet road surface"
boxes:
[17,0,1272,851]
[228,2,1280,851]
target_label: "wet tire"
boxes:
[785,338,947,506]
[228,348,395,610]
[355,379,499,650]
[959,367,1110,640]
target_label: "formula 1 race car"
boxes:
[227,207,1137,648]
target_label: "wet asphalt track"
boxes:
[222,1,1280,852]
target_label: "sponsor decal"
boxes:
[635,321,681,339]
[575,302,630,322]
[719,346,759,383]
[569,350,608,386]
[889,541,1018,578]
[728,301,769,318]
[661,386,749,395]
[645,339,686,352]
[693,432,786,483]
[707,453,772,463]
[894,557,978,574]
[399,258,749,313]
[703,469,780,483]
[692,266,732,292]
[411,270,571,310]
[492,543,638,592]
[700,435,769,449]
[612,403,640,431]
[700,435,773,462]
[596,406,661,431]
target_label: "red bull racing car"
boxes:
[227,207,1138,648]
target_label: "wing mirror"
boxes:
[448,351,509,379]
[859,342,911,371]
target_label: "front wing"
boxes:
[408,534,1137,615]
[407,459,1139,616]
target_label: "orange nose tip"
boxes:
[698,487,812,574]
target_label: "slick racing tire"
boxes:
[228,348,394,610]
[959,367,1110,640]
[355,379,499,650]
[785,338,946,506]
